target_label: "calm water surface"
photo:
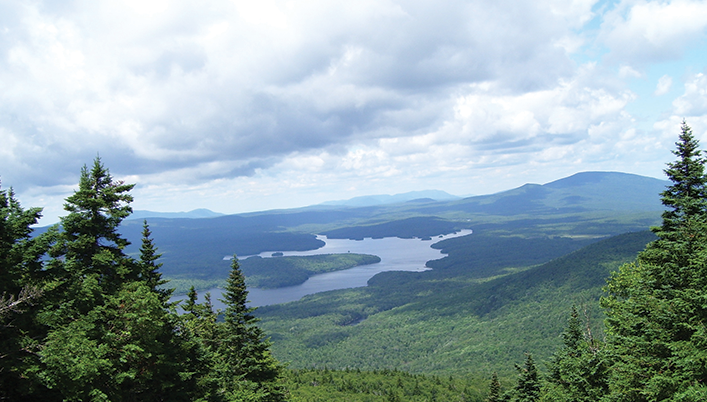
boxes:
[176,230,472,308]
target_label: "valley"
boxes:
[121,171,665,379]
[12,168,673,400]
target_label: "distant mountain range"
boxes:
[127,172,665,219]
[319,190,461,207]
[449,171,667,215]
[111,170,668,284]
[114,170,670,377]
[127,191,462,219]
[127,208,225,220]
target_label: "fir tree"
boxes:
[486,372,502,402]
[602,121,707,400]
[217,255,287,401]
[653,120,707,240]
[139,220,172,302]
[544,306,608,401]
[38,158,203,400]
[176,287,223,400]
[45,157,137,323]
[0,187,54,399]
[513,354,540,402]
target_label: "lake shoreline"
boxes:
[171,230,472,308]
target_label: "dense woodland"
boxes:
[487,121,707,401]
[0,160,286,401]
[2,121,707,401]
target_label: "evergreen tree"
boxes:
[602,121,707,400]
[486,372,502,402]
[0,187,47,296]
[41,281,201,401]
[180,287,221,362]
[176,287,223,401]
[139,220,172,302]
[543,306,608,401]
[38,158,203,400]
[217,255,287,401]
[45,157,137,324]
[512,354,540,402]
[652,120,707,241]
[0,186,54,399]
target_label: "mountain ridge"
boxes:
[319,190,461,207]
[128,208,224,220]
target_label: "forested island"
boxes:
[167,253,382,294]
[240,253,382,289]
[3,122,707,401]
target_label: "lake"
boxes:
[176,230,472,309]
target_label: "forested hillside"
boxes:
[7,124,704,401]
[256,230,655,375]
[255,121,707,401]
[488,121,707,400]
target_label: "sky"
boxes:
[2,0,707,224]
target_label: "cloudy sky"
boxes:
[2,0,707,224]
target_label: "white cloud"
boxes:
[655,73,707,145]
[619,65,643,79]
[600,0,707,64]
[1,0,703,220]
[672,73,707,116]
[655,74,673,96]
[0,0,590,186]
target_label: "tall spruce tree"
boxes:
[139,220,172,302]
[510,354,541,402]
[0,187,54,399]
[38,158,203,401]
[602,121,707,400]
[177,287,222,400]
[543,306,609,401]
[486,372,502,402]
[45,157,137,323]
[217,255,286,401]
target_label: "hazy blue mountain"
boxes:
[316,172,667,240]
[127,208,225,220]
[448,171,667,215]
[320,190,461,207]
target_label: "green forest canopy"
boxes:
[2,122,705,401]
[0,158,286,401]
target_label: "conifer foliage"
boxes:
[487,121,707,401]
[0,186,52,398]
[215,256,286,401]
[0,158,286,401]
[486,372,501,402]
[513,354,540,402]
[544,306,608,401]
[602,121,707,400]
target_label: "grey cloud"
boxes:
[137,44,208,78]
[326,1,574,92]
[0,0,606,197]
[470,130,586,153]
